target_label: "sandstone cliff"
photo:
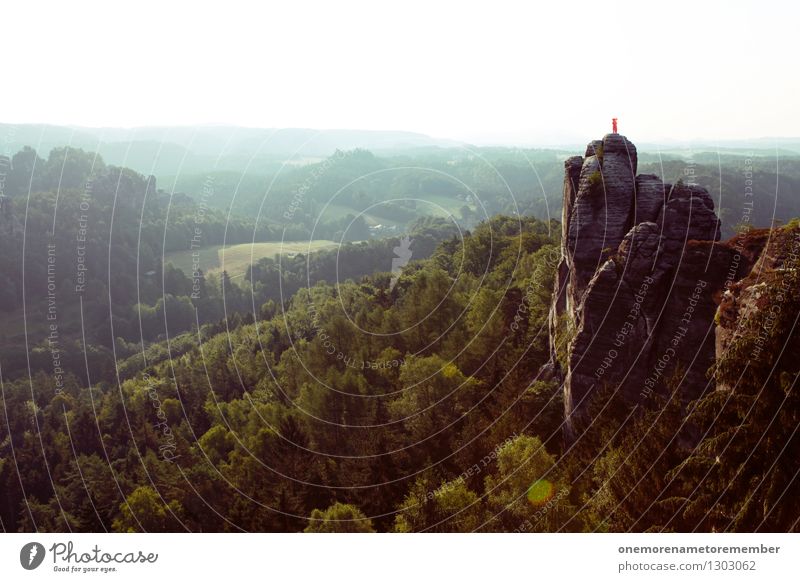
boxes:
[713,224,800,392]
[545,133,759,438]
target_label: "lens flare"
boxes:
[526,479,554,506]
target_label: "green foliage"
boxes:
[584,388,690,532]
[0,213,565,532]
[393,476,486,533]
[594,143,604,163]
[484,435,570,531]
[305,503,375,533]
[554,312,576,370]
[112,486,185,533]
[587,169,603,193]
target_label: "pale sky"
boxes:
[2,0,797,145]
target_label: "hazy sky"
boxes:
[3,0,797,145]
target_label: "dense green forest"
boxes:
[0,147,458,380]
[0,144,798,533]
[2,213,797,532]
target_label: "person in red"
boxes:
[612,117,618,133]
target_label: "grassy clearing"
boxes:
[164,240,339,279]
[420,194,473,218]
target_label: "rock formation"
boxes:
[713,224,800,391]
[546,133,751,438]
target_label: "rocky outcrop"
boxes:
[714,225,800,391]
[547,133,751,438]
[564,134,638,307]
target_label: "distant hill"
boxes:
[0,124,463,176]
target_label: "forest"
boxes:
[0,144,798,533]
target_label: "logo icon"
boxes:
[20,542,46,570]
[390,236,413,290]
